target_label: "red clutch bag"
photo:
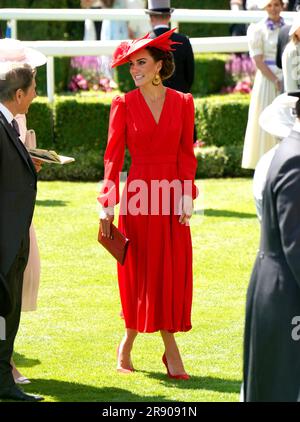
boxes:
[98,224,130,265]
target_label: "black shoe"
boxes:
[0,385,44,401]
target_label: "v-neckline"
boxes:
[139,88,169,126]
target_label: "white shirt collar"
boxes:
[153,25,170,30]
[293,120,300,134]
[0,103,14,125]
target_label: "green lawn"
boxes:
[14,178,259,402]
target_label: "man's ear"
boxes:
[15,88,23,105]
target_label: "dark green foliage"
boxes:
[195,145,253,178]
[38,147,104,181]
[54,95,111,152]
[192,54,228,97]
[195,94,250,147]
[115,63,135,94]
[223,145,253,177]
[195,146,228,178]
[26,97,53,149]
[35,58,72,95]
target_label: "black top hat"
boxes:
[145,0,174,15]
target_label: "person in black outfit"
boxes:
[243,90,300,401]
[0,65,43,402]
[145,0,194,94]
[287,0,300,10]
[230,0,247,36]
[81,0,109,40]
[276,24,292,68]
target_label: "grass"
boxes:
[13,178,259,402]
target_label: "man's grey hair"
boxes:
[0,64,35,102]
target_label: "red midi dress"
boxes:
[99,88,198,333]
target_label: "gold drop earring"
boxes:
[152,73,161,86]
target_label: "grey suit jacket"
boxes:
[244,130,300,401]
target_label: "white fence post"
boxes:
[10,19,17,39]
[46,56,55,104]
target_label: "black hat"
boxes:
[145,0,174,15]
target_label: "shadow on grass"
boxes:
[13,352,41,368]
[36,200,68,207]
[203,209,256,219]
[140,371,241,394]
[24,379,169,402]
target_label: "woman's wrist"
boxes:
[99,206,114,219]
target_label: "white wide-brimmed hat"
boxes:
[0,38,47,77]
[289,13,300,36]
[259,93,297,138]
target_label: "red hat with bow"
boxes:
[111,28,180,68]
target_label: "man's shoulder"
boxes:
[269,132,300,176]
[171,32,190,44]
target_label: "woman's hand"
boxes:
[179,195,194,225]
[274,77,282,92]
[100,208,114,238]
[253,55,282,92]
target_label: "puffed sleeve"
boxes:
[247,22,264,58]
[98,95,126,208]
[275,156,300,288]
[178,93,198,199]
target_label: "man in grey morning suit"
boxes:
[244,91,300,401]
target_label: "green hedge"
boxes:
[195,94,250,147]
[26,97,53,149]
[192,54,228,97]
[37,95,111,181]
[195,145,252,178]
[26,92,251,180]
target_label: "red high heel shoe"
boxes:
[117,344,134,374]
[162,353,190,380]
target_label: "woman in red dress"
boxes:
[98,29,197,379]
